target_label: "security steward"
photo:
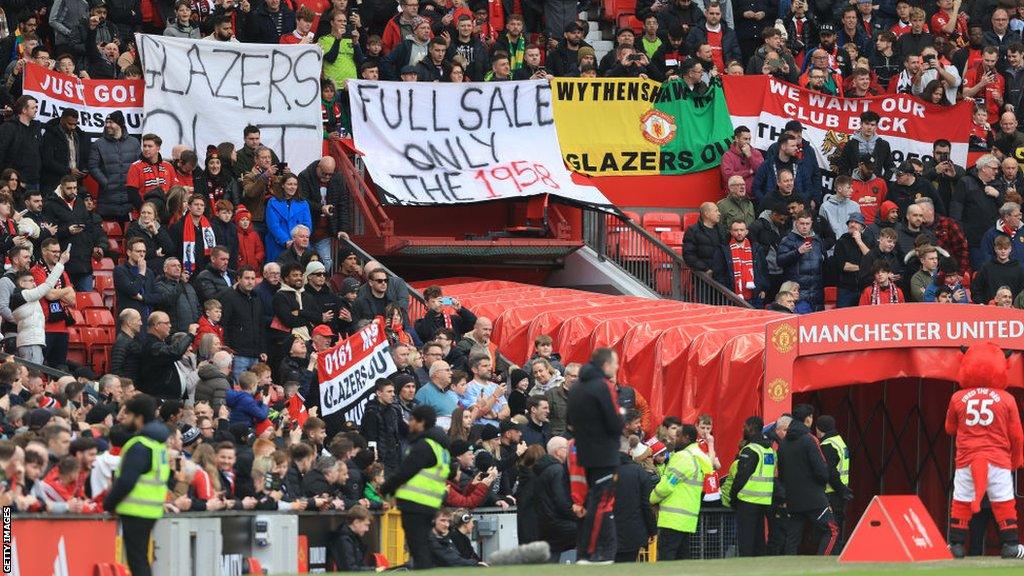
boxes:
[649,423,712,561]
[816,415,852,554]
[381,405,450,570]
[103,395,171,576]
[722,416,776,557]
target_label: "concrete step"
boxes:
[588,20,599,32]
[590,39,614,52]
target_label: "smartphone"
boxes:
[803,238,812,247]
[276,161,288,171]
[476,472,488,481]
[440,296,454,306]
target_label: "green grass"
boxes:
[296,556,1024,576]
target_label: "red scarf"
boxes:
[1001,219,1020,237]
[729,239,755,300]
[869,281,901,305]
[182,215,215,273]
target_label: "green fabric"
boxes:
[821,435,850,493]
[115,435,169,519]
[653,78,735,175]
[395,438,450,509]
[641,37,663,59]
[319,36,357,88]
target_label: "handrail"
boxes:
[329,140,392,240]
[336,236,428,321]
[0,350,73,379]
[582,209,752,307]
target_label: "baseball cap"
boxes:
[858,153,875,166]
[400,65,419,76]
[340,277,360,295]
[312,324,334,338]
[179,423,202,447]
[846,213,866,226]
[819,23,836,34]
[784,120,804,132]
[896,161,915,175]
[450,439,473,457]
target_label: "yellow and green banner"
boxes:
[550,77,735,176]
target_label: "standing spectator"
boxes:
[522,397,551,448]
[973,235,1024,303]
[154,258,201,334]
[981,201,1024,266]
[235,127,280,181]
[820,176,865,241]
[910,244,941,302]
[319,10,357,89]
[265,174,312,263]
[752,131,819,207]
[463,354,509,427]
[834,213,872,307]
[963,46,1005,120]
[380,406,449,570]
[164,1,201,38]
[137,311,195,400]
[126,134,173,214]
[567,348,624,563]
[850,155,890,224]
[777,211,826,311]
[244,0,296,43]
[915,45,961,104]
[683,202,729,285]
[114,237,160,316]
[40,109,88,194]
[840,111,893,179]
[353,265,393,323]
[547,22,590,77]
[361,378,403,475]
[613,437,657,563]
[718,175,756,235]
[125,202,175,272]
[381,0,420,52]
[951,154,1004,271]
[103,395,170,576]
[297,156,350,273]
[31,237,76,370]
[220,266,265,380]
[89,111,139,222]
[11,247,70,364]
[50,0,91,55]
[777,404,838,555]
[272,262,326,344]
[859,261,905,305]
[241,146,281,235]
[685,1,740,72]
[195,351,232,411]
[889,161,943,218]
[725,219,767,305]
[534,436,579,559]
[193,246,235,303]
[720,126,763,198]
[415,286,477,343]
[0,96,42,193]
[275,224,317,270]
[234,207,265,272]
[545,363,577,437]
[194,152,240,214]
[170,195,217,275]
[210,200,238,269]
[111,309,143,381]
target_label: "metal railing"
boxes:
[582,209,752,307]
[336,236,428,323]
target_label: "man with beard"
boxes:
[0,245,35,347]
[154,258,201,334]
[88,111,139,221]
[445,15,488,81]
[271,263,330,365]
[103,395,170,576]
[513,44,552,79]
[547,21,590,77]
[203,14,239,41]
[220,266,266,380]
[43,177,99,291]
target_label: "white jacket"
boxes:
[12,262,65,348]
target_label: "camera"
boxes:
[264,471,282,492]
[627,53,643,63]
[924,54,936,63]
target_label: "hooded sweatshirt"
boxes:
[819,193,862,240]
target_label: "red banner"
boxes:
[723,75,972,175]
[316,318,397,423]
[22,63,144,137]
[8,518,118,575]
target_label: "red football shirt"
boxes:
[945,387,1024,470]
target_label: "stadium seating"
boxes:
[76,292,104,310]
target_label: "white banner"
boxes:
[22,63,144,138]
[136,34,323,170]
[349,80,613,208]
[317,318,397,423]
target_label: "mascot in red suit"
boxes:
[945,342,1024,559]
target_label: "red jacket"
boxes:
[39,467,100,513]
[445,477,490,508]
[567,439,586,506]
[235,209,266,272]
[193,315,225,350]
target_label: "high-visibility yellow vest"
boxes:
[650,445,709,533]
[721,460,738,508]
[821,435,849,494]
[737,443,775,505]
[114,435,170,519]
[395,438,450,509]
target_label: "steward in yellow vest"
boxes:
[723,416,775,557]
[380,405,451,570]
[816,415,852,554]
[649,424,712,561]
[102,395,170,576]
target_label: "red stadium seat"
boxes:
[69,309,86,327]
[76,292,104,310]
[93,257,115,271]
[660,231,684,254]
[682,211,700,230]
[85,308,115,327]
[101,221,123,240]
[94,274,114,295]
[107,238,121,258]
[642,212,682,235]
[824,286,837,309]
[619,14,643,33]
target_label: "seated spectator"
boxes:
[973,235,1024,303]
[448,509,483,563]
[193,299,225,350]
[993,286,1015,306]
[924,258,971,303]
[981,201,1024,266]
[125,202,175,272]
[429,508,483,567]
[859,261,905,305]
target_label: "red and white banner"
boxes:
[22,62,144,138]
[723,75,972,174]
[317,318,397,423]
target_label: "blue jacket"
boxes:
[225,389,269,427]
[752,141,822,207]
[981,222,1024,267]
[264,197,312,262]
[776,230,826,310]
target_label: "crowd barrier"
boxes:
[8,507,735,574]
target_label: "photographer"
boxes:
[606,44,661,79]
[915,46,960,104]
[963,46,1005,120]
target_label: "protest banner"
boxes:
[348,79,613,209]
[21,63,144,138]
[550,77,735,176]
[723,75,972,177]
[317,318,397,425]
[136,34,323,170]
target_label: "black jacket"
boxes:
[103,421,171,513]
[683,222,729,285]
[950,171,1002,247]
[211,218,239,270]
[887,176,945,217]
[40,117,89,192]
[302,468,341,498]
[381,427,450,516]
[514,463,540,544]
[414,307,477,343]
[220,286,266,357]
[613,452,657,553]
[533,454,578,553]
[566,361,623,468]
[839,137,893,180]
[360,399,403,474]
[44,193,103,277]
[193,265,235,304]
[777,420,829,512]
[113,262,160,315]
[154,277,202,334]
[110,330,142,381]
[297,160,351,238]
[429,530,477,567]
[859,247,903,289]
[272,287,321,333]
[0,117,42,185]
[331,524,374,571]
[972,258,1024,304]
[136,332,191,400]
[124,220,175,272]
[242,4,296,43]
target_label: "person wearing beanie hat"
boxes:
[179,423,202,448]
[233,205,266,271]
[91,110,142,220]
[815,415,852,552]
[86,404,113,426]
[27,408,54,431]
[507,368,532,417]
[832,197,872,307]
[577,45,596,65]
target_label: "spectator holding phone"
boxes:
[415,286,478,343]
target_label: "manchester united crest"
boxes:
[771,323,797,354]
[767,378,791,402]
[639,109,677,145]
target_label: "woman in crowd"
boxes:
[125,201,175,271]
[265,174,313,262]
